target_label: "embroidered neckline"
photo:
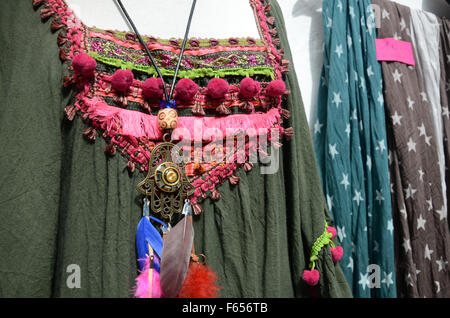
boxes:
[34,0,292,210]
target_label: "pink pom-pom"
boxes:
[72,53,97,76]
[175,78,198,102]
[207,78,229,99]
[265,80,286,97]
[142,78,164,100]
[330,246,344,263]
[302,269,320,286]
[111,69,134,93]
[327,226,337,240]
[239,77,260,98]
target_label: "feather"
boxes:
[160,213,194,298]
[178,262,221,298]
[136,216,163,270]
[133,254,163,298]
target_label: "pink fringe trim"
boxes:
[82,97,281,142]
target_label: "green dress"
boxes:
[0,0,352,298]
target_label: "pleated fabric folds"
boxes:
[314,0,397,298]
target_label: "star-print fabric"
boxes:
[373,0,450,298]
[314,0,396,297]
[439,18,450,227]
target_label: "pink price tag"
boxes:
[375,38,415,66]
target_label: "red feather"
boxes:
[177,262,221,298]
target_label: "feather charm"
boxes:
[160,201,194,298]
[136,199,167,271]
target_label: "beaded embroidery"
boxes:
[34,0,292,210]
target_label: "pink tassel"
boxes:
[267,16,275,25]
[57,32,68,46]
[280,109,290,120]
[51,19,64,32]
[83,127,97,141]
[64,105,77,121]
[134,256,163,298]
[211,189,221,200]
[127,161,136,173]
[83,97,281,142]
[192,203,203,215]
[229,175,240,185]
[244,162,253,172]
[33,0,45,8]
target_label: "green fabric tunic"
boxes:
[0,0,352,298]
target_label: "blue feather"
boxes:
[136,216,163,271]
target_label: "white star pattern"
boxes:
[376,140,386,153]
[358,273,370,290]
[407,96,415,110]
[377,91,384,106]
[399,18,406,31]
[345,124,351,137]
[404,183,417,200]
[332,91,343,108]
[382,8,390,20]
[435,281,441,293]
[417,214,426,231]
[326,17,333,29]
[443,107,450,119]
[436,257,448,272]
[391,111,402,126]
[327,194,334,212]
[387,219,394,235]
[427,198,433,211]
[329,143,339,159]
[367,65,374,77]
[353,190,364,206]
[403,238,411,254]
[337,225,346,242]
[425,135,432,146]
[367,155,372,171]
[347,257,354,272]
[417,169,424,182]
[337,0,343,11]
[382,272,394,288]
[375,190,385,204]
[424,244,434,261]
[341,173,350,190]
[418,123,426,136]
[420,92,428,102]
[349,6,355,19]
[314,120,323,134]
[335,44,344,58]
[406,273,414,286]
[393,69,403,83]
[435,205,447,221]
[407,138,416,152]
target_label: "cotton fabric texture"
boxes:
[314,0,397,298]
[0,0,352,297]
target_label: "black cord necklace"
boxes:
[116,0,197,105]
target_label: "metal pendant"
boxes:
[136,140,194,222]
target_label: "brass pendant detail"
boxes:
[136,141,194,221]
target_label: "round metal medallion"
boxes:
[154,162,182,192]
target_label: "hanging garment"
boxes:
[373,0,450,298]
[314,0,396,297]
[409,9,447,217]
[0,0,352,297]
[439,18,450,223]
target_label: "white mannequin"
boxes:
[65,0,260,39]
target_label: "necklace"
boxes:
[115,0,216,299]
[117,0,197,222]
